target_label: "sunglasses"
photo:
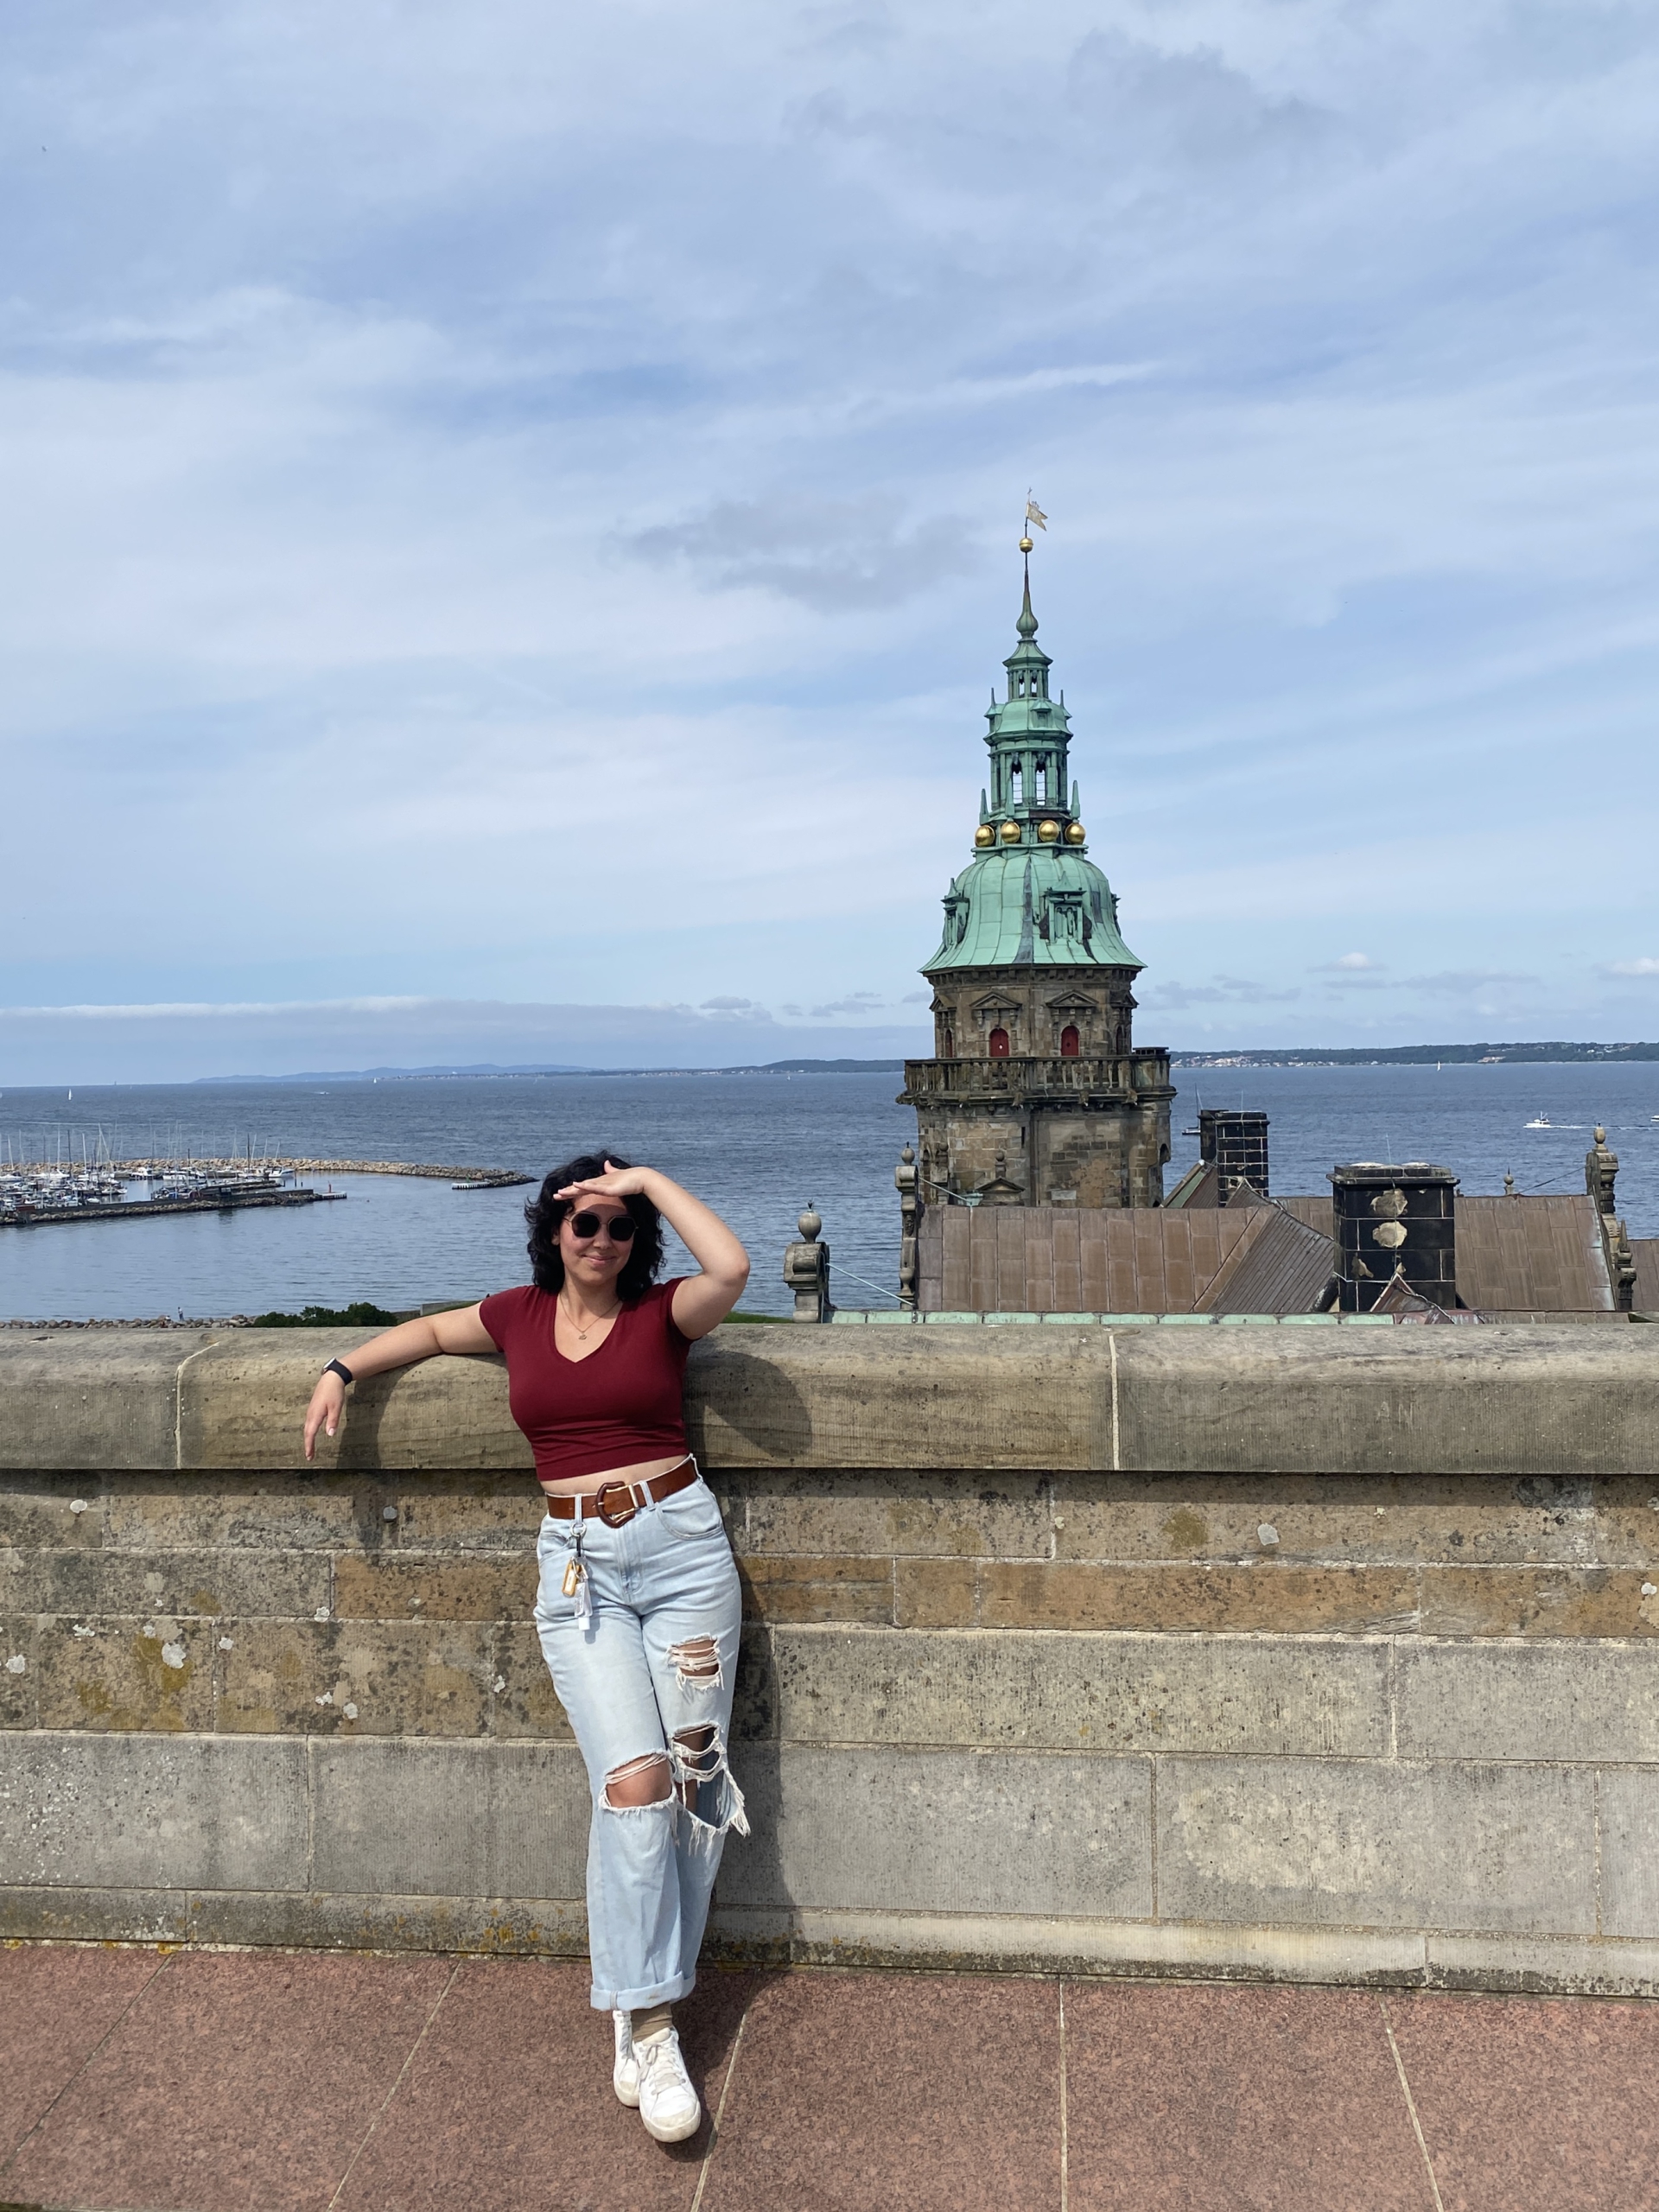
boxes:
[566,1210,637,1243]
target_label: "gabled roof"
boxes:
[1454,1195,1614,1313]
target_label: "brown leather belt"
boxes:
[541,1457,699,1529]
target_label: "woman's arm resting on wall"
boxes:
[301,1301,497,1460]
[556,1162,751,1341]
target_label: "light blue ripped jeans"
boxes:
[533,1467,747,2012]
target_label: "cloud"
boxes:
[1313,953,1382,972]
[1398,971,1539,995]
[808,991,888,1017]
[700,995,758,1011]
[630,497,978,611]
[1142,976,1300,1011]
[1607,957,1659,976]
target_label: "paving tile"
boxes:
[338,1956,758,2212]
[1389,1991,1659,2212]
[699,1968,1061,2212]
[0,1944,163,2164]
[1064,1982,1433,2212]
[5,1949,452,2212]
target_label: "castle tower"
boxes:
[899,552,1173,1208]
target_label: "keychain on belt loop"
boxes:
[563,1526,593,1622]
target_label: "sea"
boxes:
[2,1062,1657,1322]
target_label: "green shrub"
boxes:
[251,1301,402,1328]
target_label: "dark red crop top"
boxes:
[478,1278,693,1485]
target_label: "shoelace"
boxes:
[638,2034,690,2092]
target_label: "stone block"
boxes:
[1397,1641,1659,1764]
[0,1475,106,1548]
[3,1546,330,1620]
[0,1731,307,1889]
[1111,1326,1659,1477]
[1419,1567,1659,1637]
[894,1557,978,1628]
[976,1562,1420,1636]
[737,1554,894,1626]
[1599,1769,1659,1939]
[1156,1757,1596,1935]
[179,1333,532,1471]
[216,1618,493,1736]
[1,1616,38,1726]
[1052,1474,1653,1568]
[332,1553,536,1622]
[717,1745,1153,1920]
[489,1619,575,1740]
[734,1470,1051,1561]
[107,1471,386,1551]
[766,1626,1389,1757]
[36,1616,214,1732]
[394,1475,542,1551]
[310,1738,589,1899]
[688,1329,1107,1470]
[0,1334,216,1471]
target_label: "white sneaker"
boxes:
[635,2025,702,2143]
[612,2009,640,2107]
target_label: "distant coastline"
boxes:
[189,1057,911,1084]
[1170,1041,1659,1069]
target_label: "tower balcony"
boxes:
[900,1051,1173,1107]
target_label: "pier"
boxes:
[0,1186,346,1230]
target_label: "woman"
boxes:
[302,1152,750,2146]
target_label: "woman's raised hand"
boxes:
[556,1159,652,1201]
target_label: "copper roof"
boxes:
[1453,1194,1614,1313]
[917,1204,1327,1315]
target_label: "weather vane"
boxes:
[1020,493,1047,554]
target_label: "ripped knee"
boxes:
[602,1751,673,1809]
[669,1722,750,1838]
[668,1635,721,1689]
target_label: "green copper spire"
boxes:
[924,556,1141,972]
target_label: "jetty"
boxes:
[0,1185,345,1230]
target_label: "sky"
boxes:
[3,0,1658,1082]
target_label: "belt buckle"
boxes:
[594,1479,638,1529]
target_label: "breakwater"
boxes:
[105,1159,531,1185]
[2,1188,346,1230]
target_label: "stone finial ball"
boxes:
[974,823,995,847]
[1037,818,1060,842]
[999,820,1022,843]
[1064,821,1086,843]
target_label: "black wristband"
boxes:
[323,1357,355,1387]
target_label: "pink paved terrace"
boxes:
[4,1947,1659,2212]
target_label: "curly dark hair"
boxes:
[524,1151,664,1300]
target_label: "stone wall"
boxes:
[3,1325,1658,1994]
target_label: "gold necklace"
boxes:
[560,1294,618,1343]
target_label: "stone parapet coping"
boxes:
[2,1323,1656,1476]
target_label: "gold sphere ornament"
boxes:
[999,819,1022,843]
[1064,822,1086,844]
[1037,818,1060,842]
[974,823,995,848]
[1019,535,1033,553]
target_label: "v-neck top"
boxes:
[478,1279,692,1484]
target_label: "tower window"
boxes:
[1035,758,1047,801]
[1060,1024,1080,1058]
[989,1026,1010,1058]
[1009,761,1022,804]
[944,1028,956,1059]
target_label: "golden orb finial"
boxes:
[999,819,1022,844]
[1019,535,1033,554]
[974,823,995,848]
[1064,822,1086,845]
